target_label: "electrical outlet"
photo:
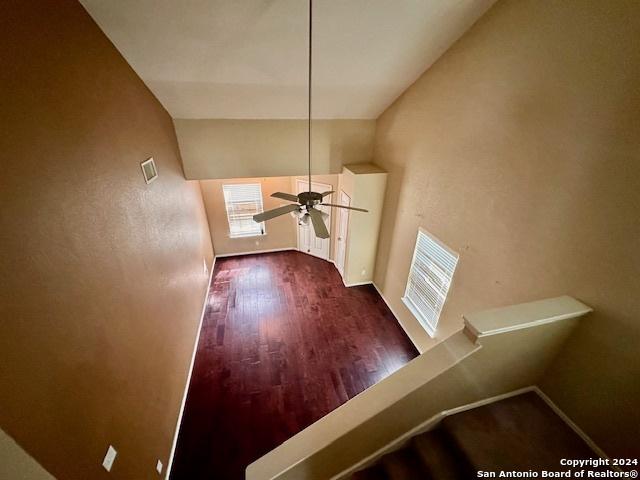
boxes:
[156,460,163,474]
[102,445,117,472]
[361,268,366,276]
[203,259,208,276]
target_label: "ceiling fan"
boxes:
[252,0,368,240]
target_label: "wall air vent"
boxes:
[140,157,158,184]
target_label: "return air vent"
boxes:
[141,157,158,184]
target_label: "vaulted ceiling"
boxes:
[80,0,496,119]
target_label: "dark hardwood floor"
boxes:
[170,251,418,480]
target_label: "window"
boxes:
[222,183,265,238]
[402,228,458,337]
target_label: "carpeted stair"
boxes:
[351,391,600,479]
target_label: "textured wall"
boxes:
[373,0,639,457]
[200,174,340,258]
[200,177,298,256]
[0,428,55,480]
[0,1,213,478]
[175,119,376,179]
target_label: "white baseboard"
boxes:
[215,247,296,258]
[301,250,333,263]
[165,256,216,479]
[343,280,373,287]
[328,259,370,287]
[372,282,424,351]
[532,386,613,466]
[332,385,611,480]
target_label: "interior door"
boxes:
[296,179,331,260]
[335,191,350,276]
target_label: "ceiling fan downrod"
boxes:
[251,0,369,240]
[308,0,313,194]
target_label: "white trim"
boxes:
[401,296,436,337]
[247,331,479,480]
[372,282,423,351]
[417,226,459,258]
[532,386,613,467]
[314,252,336,264]
[332,386,535,480]
[165,256,215,480]
[335,190,351,277]
[227,232,267,240]
[222,183,266,238]
[463,296,593,338]
[329,258,350,283]
[332,386,611,480]
[330,261,371,288]
[214,247,296,258]
[437,386,534,417]
[343,280,373,288]
[402,228,459,339]
[302,250,334,262]
[467,311,591,337]
[140,157,158,184]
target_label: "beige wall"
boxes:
[200,174,340,258]
[0,1,213,479]
[0,428,55,480]
[175,119,375,179]
[372,0,640,457]
[200,177,298,256]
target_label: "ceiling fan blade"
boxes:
[271,192,299,202]
[321,203,368,213]
[253,204,300,223]
[320,190,334,197]
[308,208,330,239]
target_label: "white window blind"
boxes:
[402,229,458,337]
[222,183,265,238]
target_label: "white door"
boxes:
[335,191,350,276]
[296,179,331,260]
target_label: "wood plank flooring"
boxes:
[170,251,418,480]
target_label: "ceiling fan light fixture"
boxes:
[250,0,368,239]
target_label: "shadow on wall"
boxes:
[371,158,406,292]
[369,0,640,458]
[542,313,640,459]
[175,119,376,180]
[541,121,640,458]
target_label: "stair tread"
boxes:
[351,463,388,480]
[381,447,430,480]
[412,428,470,479]
[441,391,596,471]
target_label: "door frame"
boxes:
[335,190,351,277]
[295,178,333,260]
